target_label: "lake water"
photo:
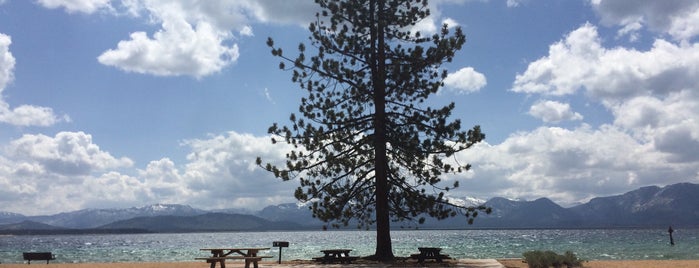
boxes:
[1,229,698,264]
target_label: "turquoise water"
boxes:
[1,229,697,263]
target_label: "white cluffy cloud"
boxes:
[0,34,12,89]
[0,33,67,127]
[7,131,133,176]
[529,100,583,123]
[42,0,474,79]
[590,0,699,41]
[0,130,295,215]
[0,131,135,213]
[488,23,699,204]
[36,0,112,14]
[443,67,487,94]
[507,0,523,8]
[512,23,699,103]
[96,0,318,78]
[454,125,680,206]
[98,18,240,78]
[98,1,241,78]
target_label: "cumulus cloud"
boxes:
[442,18,460,28]
[0,132,136,214]
[590,0,699,41]
[452,125,690,206]
[98,20,240,78]
[528,100,583,123]
[0,34,68,127]
[97,1,245,78]
[252,0,319,25]
[401,0,479,36]
[512,23,699,103]
[96,0,319,78]
[498,23,699,204]
[180,131,295,210]
[0,104,68,127]
[0,130,298,215]
[507,0,523,8]
[512,24,699,161]
[0,34,12,90]
[7,132,133,176]
[45,0,466,78]
[612,91,699,163]
[36,0,113,14]
[443,67,487,94]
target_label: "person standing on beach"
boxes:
[668,226,674,246]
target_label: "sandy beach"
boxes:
[497,259,699,268]
[2,259,699,268]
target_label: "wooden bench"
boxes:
[410,247,450,263]
[312,256,359,264]
[22,252,56,264]
[195,255,272,268]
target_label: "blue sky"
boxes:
[1,0,698,216]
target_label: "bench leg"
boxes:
[244,259,258,268]
[208,259,224,268]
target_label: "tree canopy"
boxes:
[257,0,489,261]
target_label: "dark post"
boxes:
[668,226,675,246]
[273,241,289,264]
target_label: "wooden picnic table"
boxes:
[411,247,450,263]
[313,249,357,264]
[197,247,271,268]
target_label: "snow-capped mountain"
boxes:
[2,182,698,231]
[21,204,207,229]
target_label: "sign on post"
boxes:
[273,241,289,264]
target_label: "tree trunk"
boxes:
[370,0,394,262]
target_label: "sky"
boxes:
[0,0,698,216]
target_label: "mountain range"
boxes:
[1,182,697,234]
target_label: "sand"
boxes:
[1,259,699,268]
[498,258,699,268]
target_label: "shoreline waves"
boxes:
[3,229,697,265]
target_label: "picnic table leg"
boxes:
[243,259,259,268]
[207,259,225,268]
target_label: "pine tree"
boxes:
[258,0,489,261]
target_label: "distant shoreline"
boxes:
[3,225,699,236]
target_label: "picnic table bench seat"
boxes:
[312,255,359,264]
[410,253,451,262]
[195,255,273,261]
